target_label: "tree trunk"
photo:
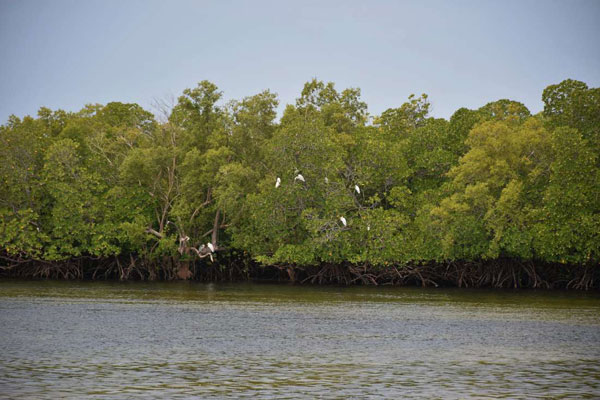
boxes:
[211,209,220,249]
[177,260,192,280]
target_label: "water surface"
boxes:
[1,280,599,398]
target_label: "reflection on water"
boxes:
[1,281,599,399]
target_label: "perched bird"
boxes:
[295,174,305,182]
[324,177,329,184]
[275,177,281,188]
[367,225,371,231]
[355,185,361,194]
[340,216,347,226]
[207,242,215,252]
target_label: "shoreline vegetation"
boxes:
[1,79,599,289]
[1,258,598,290]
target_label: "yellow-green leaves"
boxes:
[1,79,598,270]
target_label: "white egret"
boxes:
[324,177,329,184]
[354,185,361,194]
[340,216,347,226]
[295,174,305,182]
[367,225,371,231]
[275,177,281,188]
[207,242,215,252]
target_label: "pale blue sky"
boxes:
[1,0,599,123]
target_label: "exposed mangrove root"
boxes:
[269,259,598,290]
[0,253,597,290]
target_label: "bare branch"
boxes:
[145,227,163,239]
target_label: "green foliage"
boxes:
[542,79,600,143]
[533,127,600,263]
[431,118,553,260]
[1,78,598,272]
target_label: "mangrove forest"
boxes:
[1,79,599,288]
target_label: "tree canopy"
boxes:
[1,79,598,282]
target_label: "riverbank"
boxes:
[1,256,598,290]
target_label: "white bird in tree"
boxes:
[340,216,347,226]
[275,177,281,188]
[324,177,329,184]
[192,244,213,262]
[354,185,361,194]
[207,242,215,262]
[295,174,305,182]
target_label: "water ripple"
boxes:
[0,281,599,398]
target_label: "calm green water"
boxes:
[0,281,599,399]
